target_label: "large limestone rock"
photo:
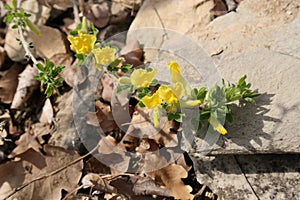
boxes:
[129,0,300,155]
[129,0,300,198]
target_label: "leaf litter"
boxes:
[0,0,226,199]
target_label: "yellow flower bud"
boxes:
[208,116,227,135]
[168,61,192,97]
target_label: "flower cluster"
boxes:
[67,20,260,136]
[67,19,117,70]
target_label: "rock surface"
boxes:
[130,0,300,198]
[129,0,300,155]
[193,154,300,200]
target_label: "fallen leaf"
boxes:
[86,100,118,133]
[39,98,54,124]
[0,145,83,200]
[8,132,42,158]
[120,40,144,67]
[0,64,20,104]
[101,73,115,102]
[11,65,39,109]
[211,0,228,17]
[61,58,87,87]
[84,2,110,28]
[0,46,5,69]
[31,122,52,144]
[28,25,68,60]
[81,173,116,193]
[153,163,194,199]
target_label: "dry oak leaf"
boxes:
[86,100,118,132]
[39,98,54,124]
[101,73,115,102]
[8,132,42,158]
[0,64,20,104]
[120,40,144,67]
[84,2,110,28]
[0,145,83,200]
[60,57,87,87]
[153,163,194,199]
[11,65,39,109]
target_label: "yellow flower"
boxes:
[181,100,202,107]
[168,61,183,83]
[208,116,227,135]
[130,69,158,89]
[157,82,184,104]
[68,31,96,54]
[141,92,162,128]
[92,46,116,65]
[141,92,162,109]
[168,61,192,97]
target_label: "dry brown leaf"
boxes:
[120,40,144,67]
[11,65,39,109]
[86,100,118,132]
[101,73,115,102]
[125,107,178,148]
[0,64,20,104]
[61,58,87,87]
[149,119,180,148]
[8,132,42,158]
[37,0,73,10]
[31,122,52,144]
[81,173,116,193]
[84,2,110,28]
[39,98,54,124]
[0,145,83,200]
[28,25,68,60]
[153,163,194,199]
[211,0,228,17]
[96,136,131,173]
[0,46,5,69]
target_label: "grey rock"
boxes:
[129,0,300,154]
[192,154,300,199]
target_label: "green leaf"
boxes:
[70,30,78,36]
[197,87,207,100]
[121,64,132,73]
[117,84,134,94]
[167,112,185,123]
[137,88,150,99]
[138,101,145,107]
[109,57,123,69]
[150,79,158,87]
[4,4,12,11]
[200,111,211,121]
[36,63,45,71]
[24,18,41,37]
[4,14,14,23]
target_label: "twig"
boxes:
[16,0,38,65]
[62,185,85,200]
[3,144,99,200]
[17,26,38,65]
